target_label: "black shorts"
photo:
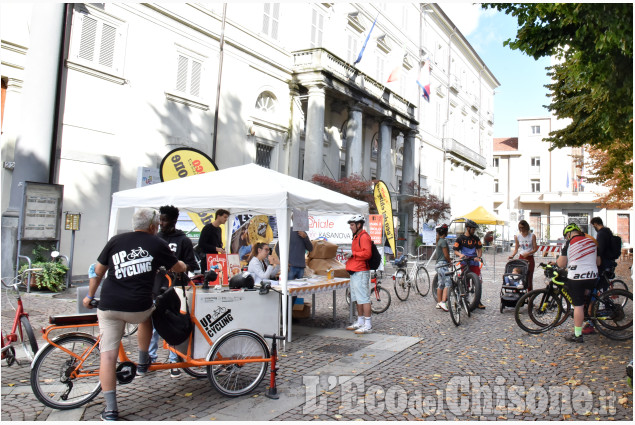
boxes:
[564,278,597,306]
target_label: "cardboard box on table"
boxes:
[307,258,350,278]
[175,287,280,359]
[307,240,339,259]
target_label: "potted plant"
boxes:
[19,244,68,292]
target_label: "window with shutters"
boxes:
[67,4,127,83]
[262,3,280,40]
[311,8,324,47]
[256,143,274,168]
[165,45,208,110]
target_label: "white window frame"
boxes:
[262,3,280,40]
[376,52,386,83]
[67,4,127,84]
[531,125,541,135]
[311,8,324,48]
[165,45,208,110]
[347,31,359,64]
[494,179,499,193]
[492,156,500,168]
[531,179,541,193]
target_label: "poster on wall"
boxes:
[206,253,228,286]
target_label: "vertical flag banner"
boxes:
[386,46,405,83]
[416,60,431,102]
[160,148,223,239]
[374,180,396,256]
[354,15,378,65]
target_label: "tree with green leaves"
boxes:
[483,3,633,204]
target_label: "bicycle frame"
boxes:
[1,274,34,357]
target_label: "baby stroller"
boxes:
[499,259,529,313]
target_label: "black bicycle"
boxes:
[514,264,632,340]
[443,262,471,326]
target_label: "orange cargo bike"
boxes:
[29,276,284,410]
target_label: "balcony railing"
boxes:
[293,48,415,119]
[443,138,487,169]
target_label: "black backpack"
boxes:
[152,276,193,346]
[608,234,622,261]
[368,241,382,270]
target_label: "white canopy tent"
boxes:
[108,163,368,341]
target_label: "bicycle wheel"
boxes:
[592,289,632,340]
[207,330,269,397]
[123,323,138,337]
[448,287,461,326]
[393,269,410,301]
[459,282,471,318]
[415,267,430,297]
[514,289,561,334]
[371,286,391,314]
[19,316,38,361]
[180,355,207,379]
[464,272,481,312]
[345,287,351,306]
[431,275,439,302]
[31,335,101,409]
[607,280,629,307]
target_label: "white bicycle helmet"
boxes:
[347,214,365,224]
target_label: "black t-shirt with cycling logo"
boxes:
[97,231,178,312]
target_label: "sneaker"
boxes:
[582,324,596,335]
[136,363,149,377]
[439,302,449,312]
[101,409,119,421]
[477,303,486,310]
[517,284,524,290]
[354,326,372,334]
[170,368,182,378]
[436,303,442,309]
[565,334,584,343]
[346,322,363,331]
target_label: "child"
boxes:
[504,267,524,290]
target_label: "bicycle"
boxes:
[29,275,286,410]
[1,268,41,366]
[345,271,391,314]
[392,253,431,301]
[514,264,632,340]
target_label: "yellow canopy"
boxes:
[455,206,507,225]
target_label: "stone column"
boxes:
[288,84,303,178]
[377,119,393,184]
[400,130,418,255]
[345,103,363,176]
[303,84,326,180]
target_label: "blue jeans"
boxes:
[149,328,178,363]
[289,266,305,280]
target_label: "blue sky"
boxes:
[440,3,552,137]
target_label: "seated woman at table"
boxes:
[247,242,280,285]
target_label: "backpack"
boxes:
[152,282,193,346]
[607,234,622,261]
[368,241,382,270]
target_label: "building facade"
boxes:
[491,117,633,245]
[1,3,498,278]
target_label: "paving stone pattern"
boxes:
[1,253,632,421]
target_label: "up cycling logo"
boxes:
[199,306,234,338]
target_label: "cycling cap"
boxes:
[348,214,365,224]
[465,219,478,228]
[563,223,581,236]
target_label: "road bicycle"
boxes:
[392,253,431,301]
[345,271,391,314]
[1,268,41,366]
[30,275,286,410]
[514,264,632,340]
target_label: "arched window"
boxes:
[255,91,277,114]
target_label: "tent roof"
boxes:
[454,206,507,225]
[111,163,368,216]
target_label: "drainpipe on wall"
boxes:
[441,27,457,204]
[211,3,227,162]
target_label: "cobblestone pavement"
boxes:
[1,253,632,421]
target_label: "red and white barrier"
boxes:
[537,245,561,256]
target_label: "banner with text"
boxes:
[368,214,383,245]
[374,180,396,255]
[307,215,354,244]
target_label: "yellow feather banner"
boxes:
[373,180,395,255]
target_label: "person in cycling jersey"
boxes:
[345,214,373,334]
[453,219,485,309]
[556,222,600,343]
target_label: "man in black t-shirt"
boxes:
[197,209,230,272]
[453,219,486,309]
[591,217,616,276]
[82,208,186,421]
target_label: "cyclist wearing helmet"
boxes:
[556,222,600,343]
[345,214,373,334]
[453,219,486,309]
